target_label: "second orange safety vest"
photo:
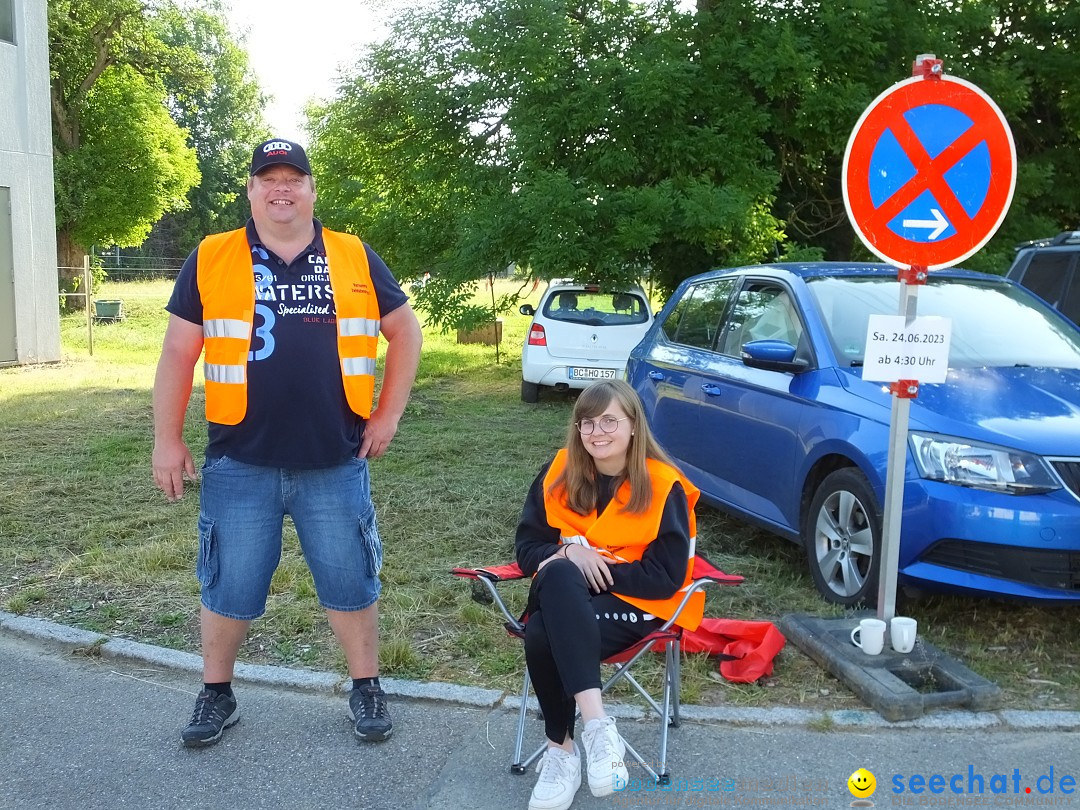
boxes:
[196,227,381,425]
[542,449,704,630]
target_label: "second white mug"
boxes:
[891,616,918,653]
[850,618,886,655]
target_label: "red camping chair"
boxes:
[452,556,743,785]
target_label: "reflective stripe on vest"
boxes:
[343,356,377,377]
[204,363,246,384]
[201,318,250,391]
[543,450,704,631]
[203,318,249,339]
[196,227,381,424]
[340,317,380,338]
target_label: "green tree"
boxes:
[149,1,268,257]
[309,0,786,330]
[935,0,1080,272]
[309,0,1079,334]
[712,0,1080,272]
[49,0,199,298]
[721,0,936,262]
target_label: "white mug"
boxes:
[850,618,886,655]
[891,617,918,654]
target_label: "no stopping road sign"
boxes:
[842,74,1016,269]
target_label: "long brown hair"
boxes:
[549,379,679,515]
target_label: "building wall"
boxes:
[0,0,60,366]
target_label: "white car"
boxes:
[519,280,653,402]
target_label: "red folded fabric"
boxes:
[680,618,787,683]
[691,555,745,585]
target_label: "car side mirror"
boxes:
[741,339,809,373]
[520,304,536,317]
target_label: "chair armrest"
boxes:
[651,554,745,633]
[656,577,717,633]
[452,562,527,632]
[451,562,526,582]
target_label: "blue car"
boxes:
[627,262,1080,605]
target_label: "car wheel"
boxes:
[521,380,540,403]
[804,468,881,606]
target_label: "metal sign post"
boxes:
[842,54,1016,622]
[876,269,924,621]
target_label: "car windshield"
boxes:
[807,275,1080,369]
[541,290,649,326]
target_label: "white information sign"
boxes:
[862,315,952,383]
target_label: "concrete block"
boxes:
[780,612,1001,722]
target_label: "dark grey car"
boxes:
[1007,231,1080,326]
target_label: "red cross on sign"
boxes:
[842,74,1016,270]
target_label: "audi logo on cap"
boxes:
[263,141,293,153]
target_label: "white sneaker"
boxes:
[581,716,628,797]
[529,746,581,810]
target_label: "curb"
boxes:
[4,611,1079,731]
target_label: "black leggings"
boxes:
[524,559,661,744]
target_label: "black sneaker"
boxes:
[348,685,393,742]
[181,689,239,748]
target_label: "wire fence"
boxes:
[59,250,183,354]
[104,267,182,281]
[95,252,184,281]
[60,252,184,356]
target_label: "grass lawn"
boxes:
[1,278,1078,712]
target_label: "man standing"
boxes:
[152,138,422,748]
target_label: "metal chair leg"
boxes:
[509,605,709,786]
[657,640,674,780]
[671,638,682,728]
[511,667,533,774]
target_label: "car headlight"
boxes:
[909,432,1060,495]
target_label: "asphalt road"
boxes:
[2,630,1079,810]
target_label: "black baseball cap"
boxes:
[250,138,312,176]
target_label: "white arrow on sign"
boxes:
[902,208,949,240]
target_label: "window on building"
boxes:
[0,0,14,44]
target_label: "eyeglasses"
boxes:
[576,415,632,435]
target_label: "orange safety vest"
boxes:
[542,449,704,630]
[196,227,381,425]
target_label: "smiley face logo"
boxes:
[848,768,877,798]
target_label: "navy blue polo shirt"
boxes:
[166,219,409,468]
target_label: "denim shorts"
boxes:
[196,455,383,620]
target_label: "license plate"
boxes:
[569,367,617,380]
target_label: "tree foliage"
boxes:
[49,0,200,278]
[942,0,1080,271]
[149,1,268,256]
[309,0,1080,328]
[740,0,1080,274]
[309,0,787,329]
[53,63,197,248]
